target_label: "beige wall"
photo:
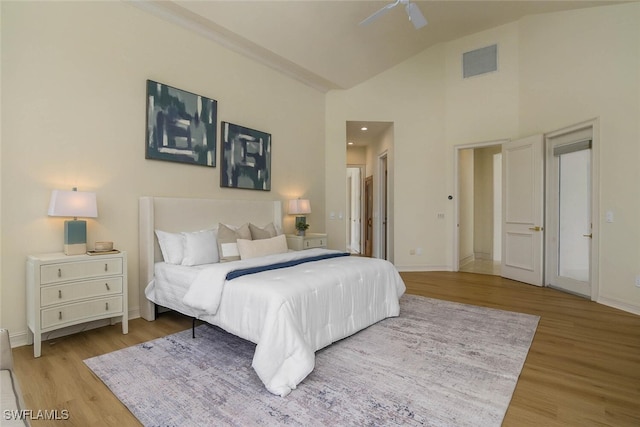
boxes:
[327,43,449,269]
[473,145,501,260]
[347,146,366,167]
[327,2,640,312]
[1,1,326,340]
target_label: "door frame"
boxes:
[364,175,374,257]
[452,139,509,271]
[377,151,390,260]
[544,118,600,300]
[346,164,365,254]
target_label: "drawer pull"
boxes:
[105,302,109,311]
[58,290,62,299]
[58,311,62,320]
[58,268,62,278]
[105,283,110,291]
[104,263,108,272]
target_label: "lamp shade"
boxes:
[48,189,98,218]
[288,199,311,215]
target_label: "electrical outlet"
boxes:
[437,213,445,219]
[636,275,640,288]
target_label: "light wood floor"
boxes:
[459,258,501,275]
[11,272,640,426]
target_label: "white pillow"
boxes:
[181,229,219,266]
[155,230,184,264]
[237,234,288,260]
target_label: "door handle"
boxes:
[583,233,592,238]
[528,226,543,231]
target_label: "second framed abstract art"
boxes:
[220,122,271,191]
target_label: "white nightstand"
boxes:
[286,233,328,251]
[26,251,128,357]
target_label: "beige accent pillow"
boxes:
[217,223,252,262]
[237,234,288,260]
[249,222,278,240]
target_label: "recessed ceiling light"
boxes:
[361,127,368,131]
[347,141,354,145]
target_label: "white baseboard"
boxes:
[395,265,452,272]
[474,252,492,260]
[597,296,640,316]
[10,307,141,349]
[459,254,474,267]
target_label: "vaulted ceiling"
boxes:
[133,1,622,92]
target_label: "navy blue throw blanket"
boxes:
[226,252,351,281]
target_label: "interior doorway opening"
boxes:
[455,142,504,276]
[346,120,393,260]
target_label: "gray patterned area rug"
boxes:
[85,294,539,426]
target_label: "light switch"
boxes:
[606,211,614,223]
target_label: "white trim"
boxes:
[597,296,640,316]
[346,164,366,254]
[377,151,390,261]
[396,265,453,272]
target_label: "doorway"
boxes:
[545,120,599,299]
[345,120,393,260]
[455,141,505,275]
[453,120,599,299]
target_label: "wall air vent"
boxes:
[462,44,498,78]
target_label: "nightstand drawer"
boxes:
[303,237,326,249]
[41,277,123,307]
[286,233,328,251]
[41,296,123,329]
[40,258,123,284]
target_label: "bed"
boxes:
[139,196,406,397]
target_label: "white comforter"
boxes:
[182,249,406,397]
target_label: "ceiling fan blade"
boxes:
[405,2,428,29]
[359,1,399,26]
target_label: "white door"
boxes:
[545,124,596,298]
[346,166,363,254]
[501,135,545,285]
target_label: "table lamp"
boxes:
[288,198,311,230]
[48,188,98,255]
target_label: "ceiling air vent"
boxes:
[462,44,498,78]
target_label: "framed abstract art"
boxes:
[146,80,217,167]
[220,122,271,191]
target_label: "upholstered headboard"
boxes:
[139,196,282,321]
